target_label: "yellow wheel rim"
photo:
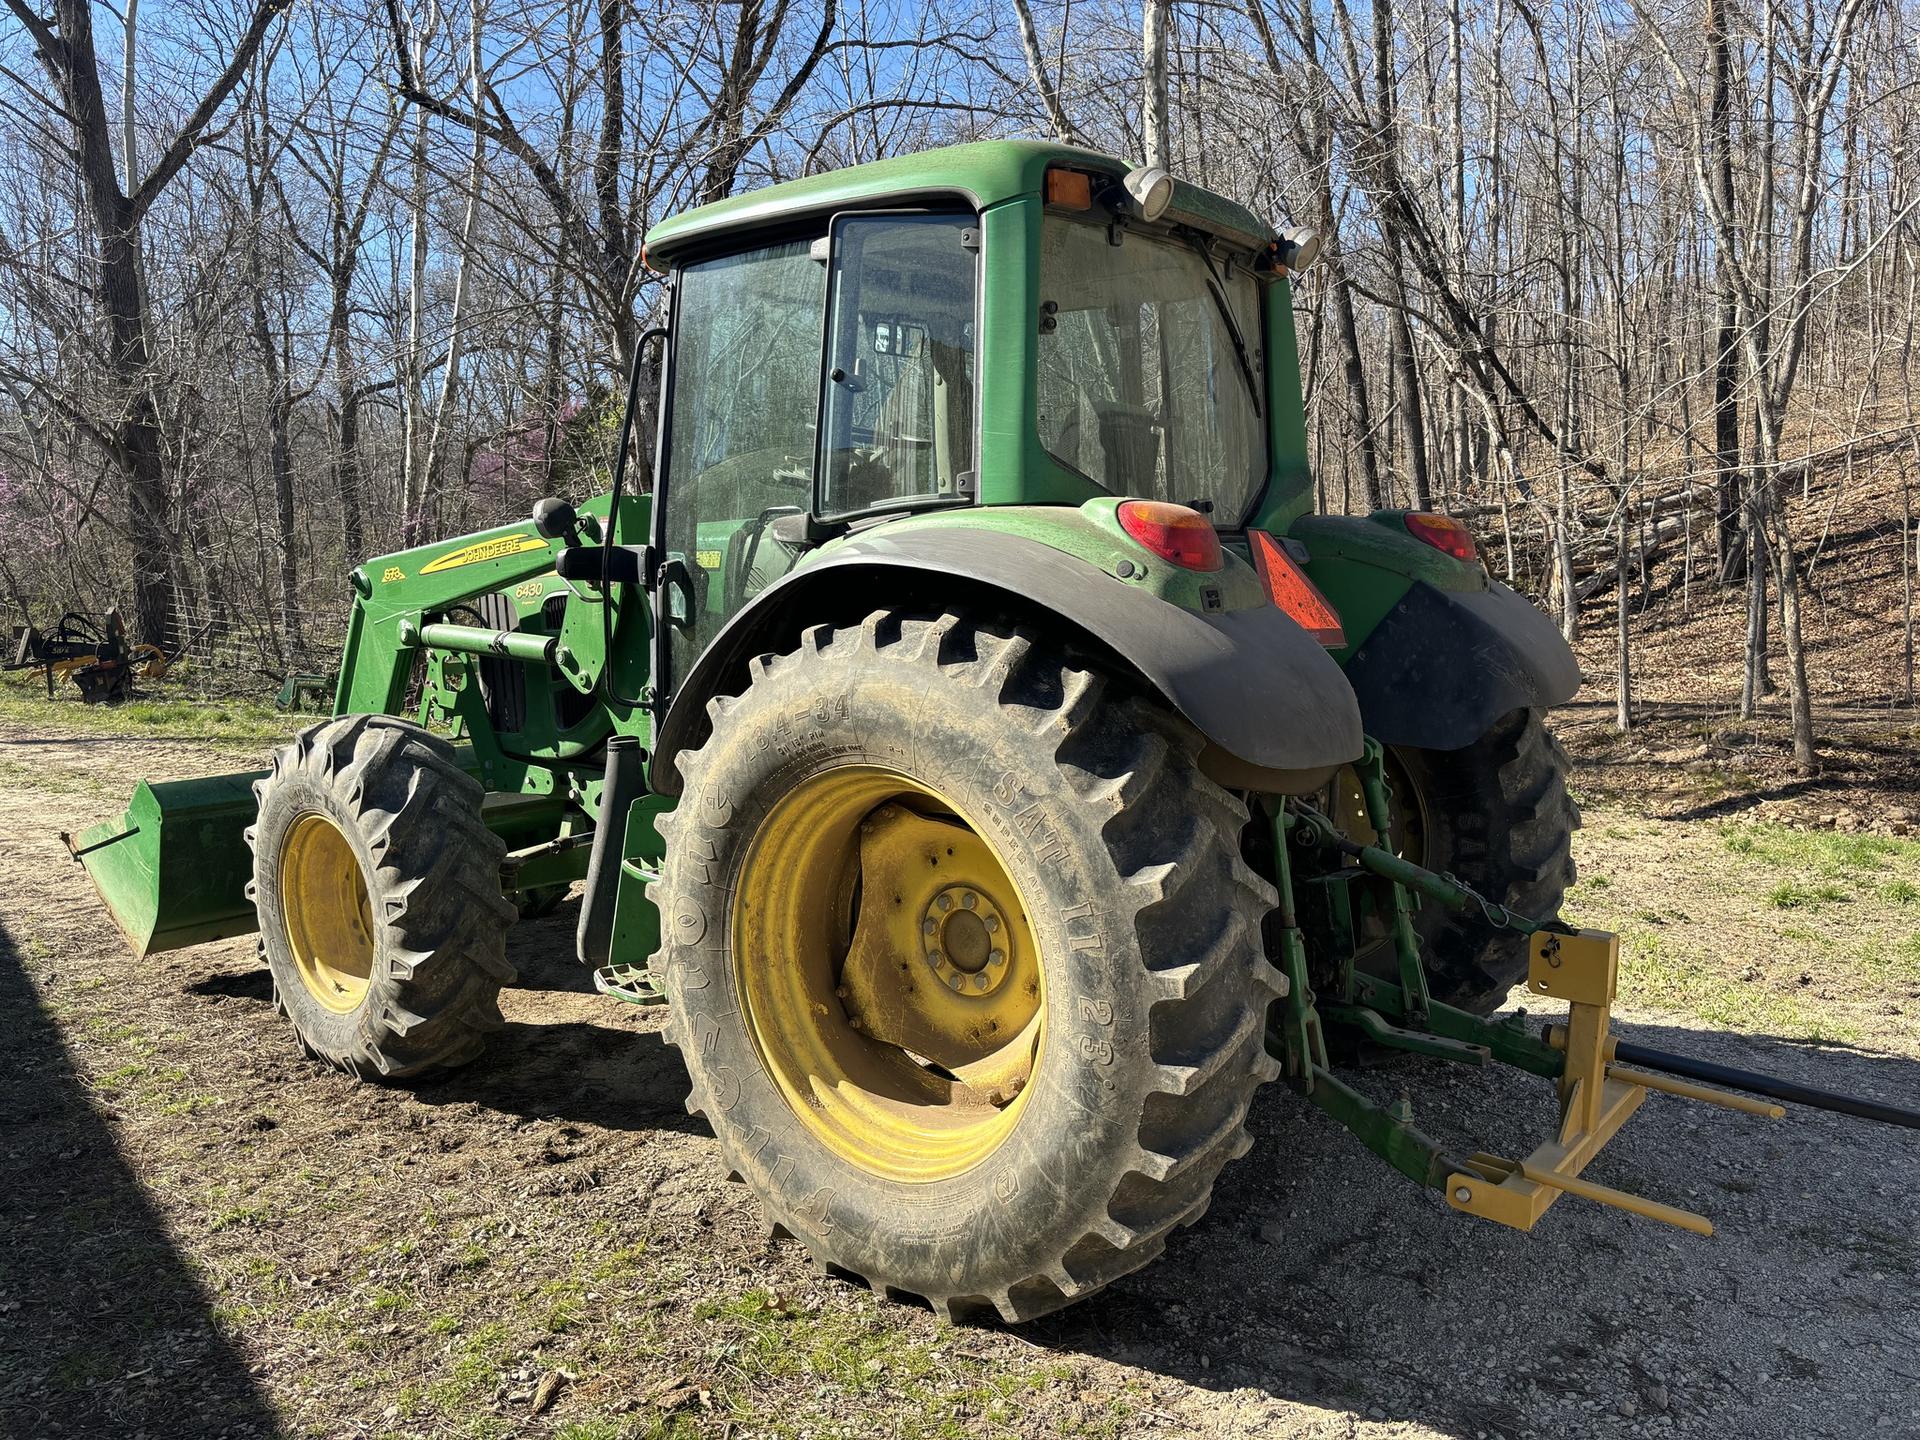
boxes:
[1331,749,1427,862]
[278,812,376,1013]
[732,767,1045,1183]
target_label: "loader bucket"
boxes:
[64,770,264,957]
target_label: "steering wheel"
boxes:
[725,505,806,612]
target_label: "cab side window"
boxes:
[819,215,977,517]
[660,238,824,686]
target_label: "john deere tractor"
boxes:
[69,143,1912,1322]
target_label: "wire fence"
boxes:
[160,598,354,699]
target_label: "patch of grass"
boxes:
[538,1277,589,1334]
[587,1242,649,1282]
[209,1204,270,1232]
[91,1061,152,1093]
[210,1300,264,1332]
[423,1322,514,1412]
[554,1422,635,1440]
[1880,878,1919,905]
[1720,822,1912,875]
[0,669,293,743]
[368,1287,409,1314]
[84,1018,150,1046]
[1857,932,1920,987]
[157,1090,220,1116]
[1615,927,1862,1044]
[293,1305,352,1336]
[0,756,108,795]
[238,1255,292,1299]
[426,1313,461,1337]
[1767,880,1851,909]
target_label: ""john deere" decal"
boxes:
[418,532,550,575]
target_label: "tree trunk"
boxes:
[1615,517,1631,732]
[1143,0,1170,168]
[1369,0,1430,510]
[329,271,367,563]
[1770,512,1817,773]
[1705,0,1744,584]
[54,1,175,646]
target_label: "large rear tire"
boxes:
[653,610,1280,1322]
[247,715,517,1079]
[1348,708,1578,1014]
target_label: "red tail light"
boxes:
[1403,512,1479,563]
[1249,531,1346,647]
[1117,501,1224,572]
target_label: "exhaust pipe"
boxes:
[576,735,643,967]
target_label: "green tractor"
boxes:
[69,142,1908,1322]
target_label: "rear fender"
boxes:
[652,525,1364,795]
[1289,514,1580,752]
[1338,580,1580,751]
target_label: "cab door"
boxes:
[652,236,827,703]
[649,212,980,718]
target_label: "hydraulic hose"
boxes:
[1611,1039,1920,1130]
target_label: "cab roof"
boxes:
[643,140,1277,263]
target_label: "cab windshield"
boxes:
[1036,217,1267,526]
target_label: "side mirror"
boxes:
[532,497,583,545]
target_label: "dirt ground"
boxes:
[2,699,1918,1440]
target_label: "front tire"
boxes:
[654,611,1280,1322]
[247,715,517,1079]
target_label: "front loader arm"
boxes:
[336,501,635,717]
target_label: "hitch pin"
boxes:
[1545,1025,1790,1120]
[1607,1063,1786,1120]
[1513,1161,1715,1237]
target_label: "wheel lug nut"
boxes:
[984,915,999,932]
[988,949,1004,966]
[961,892,976,909]
[922,919,937,935]
[848,1015,865,1030]
[948,975,964,991]
[835,985,849,998]
[936,894,951,911]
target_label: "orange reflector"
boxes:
[1045,167,1094,210]
[1249,531,1346,647]
[1404,511,1479,563]
[1117,500,1224,572]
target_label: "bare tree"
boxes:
[2,0,292,643]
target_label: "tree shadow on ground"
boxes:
[0,918,283,1437]
[1020,1017,1920,1438]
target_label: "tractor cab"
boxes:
[638,143,1319,707]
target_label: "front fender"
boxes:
[1339,578,1582,751]
[653,526,1363,794]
